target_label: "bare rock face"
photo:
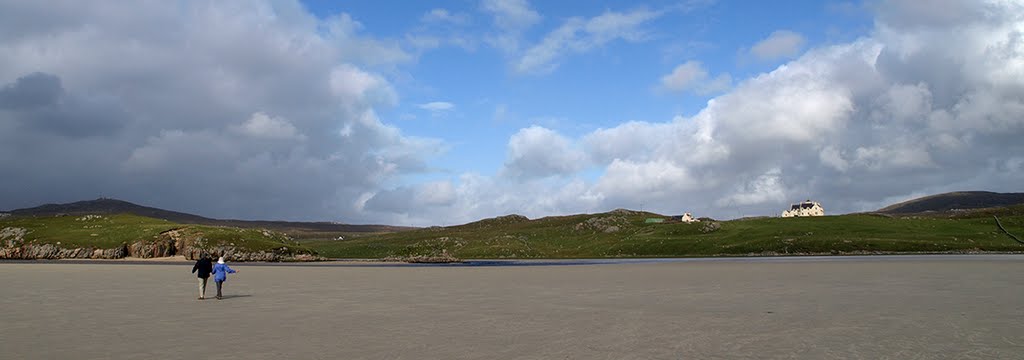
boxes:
[0,226,319,261]
[574,216,627,233]
[127,238,176,258]
[2,227,28,247]
[700,222,721,234]
[0,243,129,259]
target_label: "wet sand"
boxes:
[1,256,1022,359]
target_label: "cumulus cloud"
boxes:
[230,112,305,141]
[0,1,440,222]
[515,8,661,74]
[3,0,1023,228]
[749,30,806,61]
[374,0,1024,225]
[659,60,733,94]
[501,126,586,179]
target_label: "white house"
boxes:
[782,200,824,217]
[680,212,700,223]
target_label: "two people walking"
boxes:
[191,255,238,300]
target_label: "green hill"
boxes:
[305,207,1024,259]
[0,213,317,261]
[6,198,414,239]
[878,191,1024,214]
[5,196,1024,261]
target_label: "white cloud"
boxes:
[595,159,700,201]
[481,0,541,53]
[515,8,661,74]
[3,0,1024,227]
[660,60,733,94]
[373,0,1024,224]
[417,101,456,118]
[322,13,413,66]
[418,101,455,111]
[231,112,305,141]
[715,168,787,207]
[660,61,706,91]
[749,30,806,61]
[421,9,469,25]
[408,8,477,52]
[329,64,397,106]
[501,126,586,179]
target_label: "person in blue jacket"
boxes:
[212,256,238,300]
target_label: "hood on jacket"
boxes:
[217,257,225,264]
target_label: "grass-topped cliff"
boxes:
[304,207,1024,259]
[0,214,317,261]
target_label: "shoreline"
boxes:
[2,252,1022,267]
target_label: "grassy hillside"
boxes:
[878,191,1024,214]
[305,207,1024,259]
[6,198,414,239]
[1,213,315,256]
[1,214,179,248]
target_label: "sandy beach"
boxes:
[1,256,1022,359]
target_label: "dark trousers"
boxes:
[215,280,224,298]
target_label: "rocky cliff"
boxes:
[0,226,321,261]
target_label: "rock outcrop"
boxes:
[0,243,128,259]
[127,238,177,258]
[0,226,321,261]
[574,216,627,233]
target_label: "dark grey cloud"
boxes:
[0,72,61,109]
[0,72,127,137]
[871,0,1013,29]
[0,1,440,223]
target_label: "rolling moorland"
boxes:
[2,192,1023,261]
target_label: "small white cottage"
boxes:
[782,200,824,217]
[680,212,700,223]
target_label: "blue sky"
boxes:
[1,0,1022,225]
[302,0,874,181]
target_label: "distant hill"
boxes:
[4,198,413,236]
[877,191,1024,214]
[305,206,1024,259]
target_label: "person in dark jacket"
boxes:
[211,256,238,300]
[191,255,214,300]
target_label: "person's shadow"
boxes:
[217,294,253,300]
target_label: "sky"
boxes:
[1,0,1022,226]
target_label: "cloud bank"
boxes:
[362,0,1024,225]
[2,0,1022,227]
[0,1,439,223]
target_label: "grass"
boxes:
[1,213,314,255]
[175,226,312,253]
[6,207,1023,260]
[304,207,1024,259]
[0,214,179,248]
